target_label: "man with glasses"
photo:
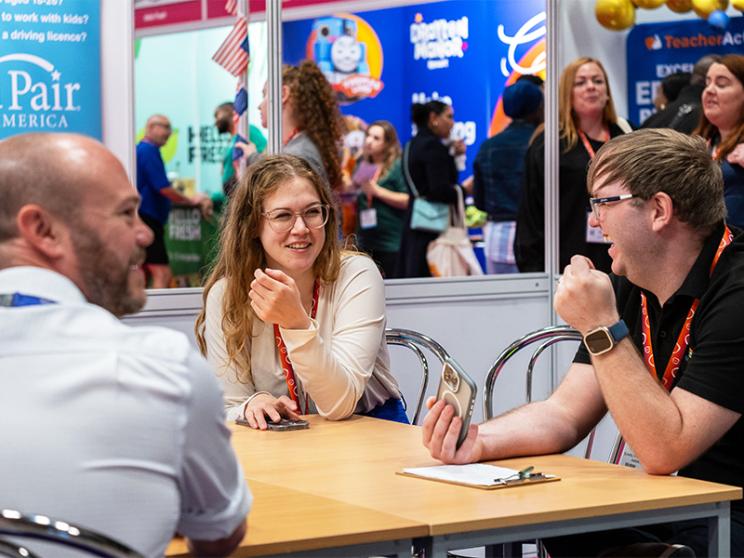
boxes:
[424,128,744,556]
[0,133,250,557]
[136,114,213,288]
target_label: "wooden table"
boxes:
[169,415,741,557]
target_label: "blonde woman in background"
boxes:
[515,56,631,274]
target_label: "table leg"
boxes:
[708,501,730,558]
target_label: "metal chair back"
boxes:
[0,510,143,558]
[385,328,451,425]
[483,325,599,458]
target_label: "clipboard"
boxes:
[397,463,560,490]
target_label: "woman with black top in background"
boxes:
[398,101,465,278]
[515,57,630,274]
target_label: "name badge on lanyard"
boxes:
[0,293,56,307]
[360,208,378,229]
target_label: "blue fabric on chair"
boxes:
[363,398,409,424]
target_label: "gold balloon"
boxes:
[692,0,728,16]
[632,0,666,7]
[733,0,744,9]
[666,0,693,12]
[596,0,636,30]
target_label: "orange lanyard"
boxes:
[577,127,609,160]
[640,227,733,391]
[707,138,721,161]
[273,280,319,414]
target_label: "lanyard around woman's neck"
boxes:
[577,126,609,159]
[273,279,320,414]
[640,226,733,391]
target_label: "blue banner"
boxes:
[627,16,744,126]
[0,0,101,139]
[283,0,546,180]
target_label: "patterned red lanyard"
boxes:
[577,127,609,160]
[640,227,733,391]
[273,280,319,414]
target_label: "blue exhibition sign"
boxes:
[627,16,744,126]
[283,0,545,180]
[0,0,101,139]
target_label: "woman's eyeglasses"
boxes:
[262,203,330,233]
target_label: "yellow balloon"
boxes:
[632,0,666,7]
[733,0,744,9]
[692,0,727,16]
[666,0,693,11]
[595,0,636,30]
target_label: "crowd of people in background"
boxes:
[135,54,744,284]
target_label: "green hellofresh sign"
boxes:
[165,206,219,285]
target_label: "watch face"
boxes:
[585,329,613,355]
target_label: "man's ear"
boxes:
[15,204,70,260]
[650,192,674,232]
[281,85,290,105]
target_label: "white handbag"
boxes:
[426,187,484,277]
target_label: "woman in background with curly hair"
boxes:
[241,60,343,190]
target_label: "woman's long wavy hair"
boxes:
[195,155,341,382]
[532,57,619,151]
[284,60,343,189]
[364,120,401,179]
[694,54,744,161]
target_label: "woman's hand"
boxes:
[452,139,467,156]
[249,268,312,329]
[727,143,744,167]
[360,179,378,198]
[360,166,382,198]
[243,393,300,430]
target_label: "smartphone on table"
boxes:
[235,417,310,431]
[436,359,477,449]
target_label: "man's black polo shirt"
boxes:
[575,222,744,511]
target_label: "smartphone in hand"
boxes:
[436,360,477,449]
[236,417,310,431]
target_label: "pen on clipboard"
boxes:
[494,465,545,484]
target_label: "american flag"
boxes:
[212,18,249,77]
[225,0,238,16]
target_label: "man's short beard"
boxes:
[71,224,146,317]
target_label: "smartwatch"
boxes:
[583,319,629,356]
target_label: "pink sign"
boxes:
[205,0,266,20]
[135,0,203,29]
[137,0,350,30]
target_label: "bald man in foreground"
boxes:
[0,133,249,557]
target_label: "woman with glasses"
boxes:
[515,57,630,274]
[695,54,744,228]
[195,155,406,428]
